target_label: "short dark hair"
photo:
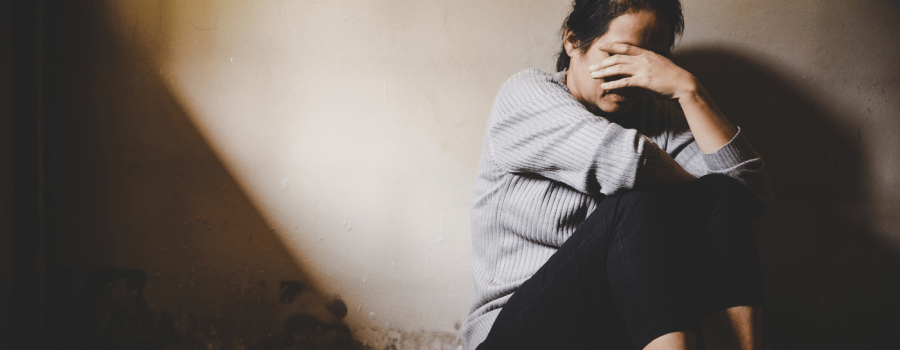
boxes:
[556,0,684,72]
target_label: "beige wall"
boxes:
[86,0,570,343]
[42,0,898,349]
[154,0,569,335]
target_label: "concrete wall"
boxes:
[37,0,898,349]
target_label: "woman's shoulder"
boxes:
[495,68,573,106]
[502,68,567,91]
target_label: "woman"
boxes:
[462,0,773,349]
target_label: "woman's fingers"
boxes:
[591,63,648,91]
[589,63,633,79]
[587,42,692,98]
[600,77,634,90]
[588,54,635,71]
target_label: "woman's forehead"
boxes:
[595,10,672,52]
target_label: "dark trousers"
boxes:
[476,174,763,350]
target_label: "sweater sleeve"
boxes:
[659,101,775,214]
[487,69,683,196]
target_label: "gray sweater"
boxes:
[461,68,773,349]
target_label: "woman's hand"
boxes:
[589,42,738,154]
[587,42,698,101]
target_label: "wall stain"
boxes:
[47,267,375,350]
[280,281,305,304]
[326,296,348,320]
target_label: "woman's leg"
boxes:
[671,174,764,350]
[700,306,762,350]
[477,190,695,350]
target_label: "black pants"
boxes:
[476,174,763,350]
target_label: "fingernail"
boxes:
[588,64,596,71]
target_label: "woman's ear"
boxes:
[563,29,579,57]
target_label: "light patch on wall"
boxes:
[98,0,569,340]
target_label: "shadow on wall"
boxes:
[38,2,377,350]
[675,49,900,350]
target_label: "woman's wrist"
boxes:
[673,73,701,103]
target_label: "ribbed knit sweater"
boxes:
[461,68,774,349]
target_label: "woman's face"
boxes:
[565,9,671,115]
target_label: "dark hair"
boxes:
[556,0,684,72]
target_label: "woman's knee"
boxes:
[692,174,748,197]
[602,190,678,240]
[582,190,669,234]
[681,175,754,215]
[674,175,759,243]
[613,190,670,217]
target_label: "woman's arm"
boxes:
[588,42,737,154]
[589,46,774,211]
[675,82,737,153]
[487,69,688,196]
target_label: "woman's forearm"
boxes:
[676,77,737,154]
[587,44,737,154]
